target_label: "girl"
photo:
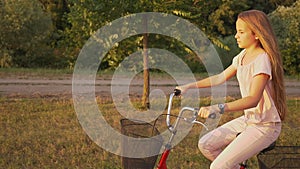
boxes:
[177,10,287,169]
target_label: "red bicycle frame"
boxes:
[156,148,170,169]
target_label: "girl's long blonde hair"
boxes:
[238,10,287,120]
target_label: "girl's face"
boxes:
[234,18,257,49]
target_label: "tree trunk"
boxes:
[142,15,149,109]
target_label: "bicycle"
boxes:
[155,89,276,169]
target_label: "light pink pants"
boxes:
[198,116,281,169]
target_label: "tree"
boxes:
[38,0,69,31]
[64,0,295,108]
[141,15,150,108]
[63,0,297,69]
[0,0,54,68]
[269,0,300,76]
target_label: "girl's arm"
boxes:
[177,65,237,93]
[198,73,270,118]
[224,73,269,112]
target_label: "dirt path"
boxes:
[0,76,299,99]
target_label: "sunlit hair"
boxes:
[238,10,287,120]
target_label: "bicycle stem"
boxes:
[166,92,175,131]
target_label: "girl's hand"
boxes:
[198,105,219,118]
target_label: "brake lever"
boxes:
[182,109,209,131]
[182,117,209,131]
[191,120,209,130]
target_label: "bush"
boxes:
[269,0,300,76]
[0,0,54,68]
[215,35,241,68]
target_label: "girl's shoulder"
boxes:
[253,52,270,65]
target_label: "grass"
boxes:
[0,96,299,169]
[0,97,122,169]
[0,68,299,168]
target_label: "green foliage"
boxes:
[208,0,249,36]
[62,0,233,71]
[0,0,299,71]
[0,0,55,68]
[62,0,296,72]
[269,0,300,75]
[61,0,129,68]
[215,35,241,68]
[38,0,69,30]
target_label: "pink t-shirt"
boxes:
[232,50,281,124]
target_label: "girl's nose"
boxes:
[234,33,238,39]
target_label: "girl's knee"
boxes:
[198,136,209,152]
[198,132,217,152]
[198,136,216,161]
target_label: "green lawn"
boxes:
[0,96,299,169]
[0,68,299,168]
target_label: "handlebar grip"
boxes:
[208,113,216,119]
[174,89,181,96]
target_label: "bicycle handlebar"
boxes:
[166,89,216,132]
[174,89,181,96]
